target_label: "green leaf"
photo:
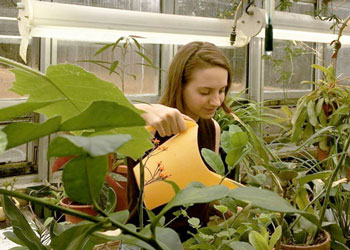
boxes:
[0,100,64,122]
[315,98,324,116]
[230,131,248,148]
[312,64,329,75]
[3,231,26,246]
[153,227,184,250]
[229,241,255,250]
[135,51,156,67]
[2,116,61,149]
[214,204,228,214]
[47,134,131,158]
[228,187,302,213]
[0,130,7,155]
[110,126,153,159]
[228,187,320,227]
[188,217,201,228]
[291,98,306,126]
[302,123,313,141]
[10,64,141,122]
[60,100,145,131]
[94,42,115,56]
[108,61,119,75]
[108,210,130,224]
[161,182,229,215]
[296,171,332,185]
[104,187,117,214]
[226,147,243,166]
[0,195,47,250]
[295,187,313,213]
[269,225,282,249]
[307,101,318,127]
[249,231,269,250]
[201,148,225,175]
[62,155,108,204]
[278,170,298,181]
[50,222,102,250]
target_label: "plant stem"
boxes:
[0,188,101,223]
[331,15,350,70]
[319,138,350,227]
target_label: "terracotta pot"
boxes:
[60,197,98,224]
[280,230,331,250]
[107,164,128,211]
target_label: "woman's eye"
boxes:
[200,91,210,95]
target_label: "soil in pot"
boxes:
[281,230,331,250]
[60,197,98,224]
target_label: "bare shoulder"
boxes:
[211,118,221,134]
[212,118,221,153]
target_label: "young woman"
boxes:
[129,41,233,241]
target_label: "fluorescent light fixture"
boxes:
[16,0,350,62]
[256,11,350,45]
[17,0,249,47]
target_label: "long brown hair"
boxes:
[159,41,232,113]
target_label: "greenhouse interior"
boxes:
[0,0,350,249]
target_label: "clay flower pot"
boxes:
[60,197,98,224]
[107,164,128,211]
[281,230,331,250]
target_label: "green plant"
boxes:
[0,56,252,250]
[79,36,158,93]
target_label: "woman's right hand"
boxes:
[135,104,193,137]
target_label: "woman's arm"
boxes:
[135,103,192,137]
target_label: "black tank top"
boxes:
[126,118,216,241]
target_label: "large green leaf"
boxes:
[62,155,108,204]
[0,130,7,155]
[161,182,230,214]
[0,195,47,250]
[10,64,141,122]
[2,116,61,149]
[50,222,101,250]
[47,134,131,158]
[108,126,153,159]
[229,241,255,250]
[296,171,332,186]
[230,131,248,148]
[155,227,183,250]
[228,187,299,213]
[60,100,145,131]
[249,231,269,250]
[201,148,225,175]
[0,100,64,122]
[228,187,320,227]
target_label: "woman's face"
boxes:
[182,66,228,121]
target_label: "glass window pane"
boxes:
[0,1,38,99]
[176,0,234,18]
[275,1,314,14]
[57,40,160,95]
[222,47,246,92]
[263,40,314,93]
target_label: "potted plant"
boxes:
[0,56,243,249]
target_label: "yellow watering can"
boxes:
[133,120,241,210]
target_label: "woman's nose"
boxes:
[209,93,222,107]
